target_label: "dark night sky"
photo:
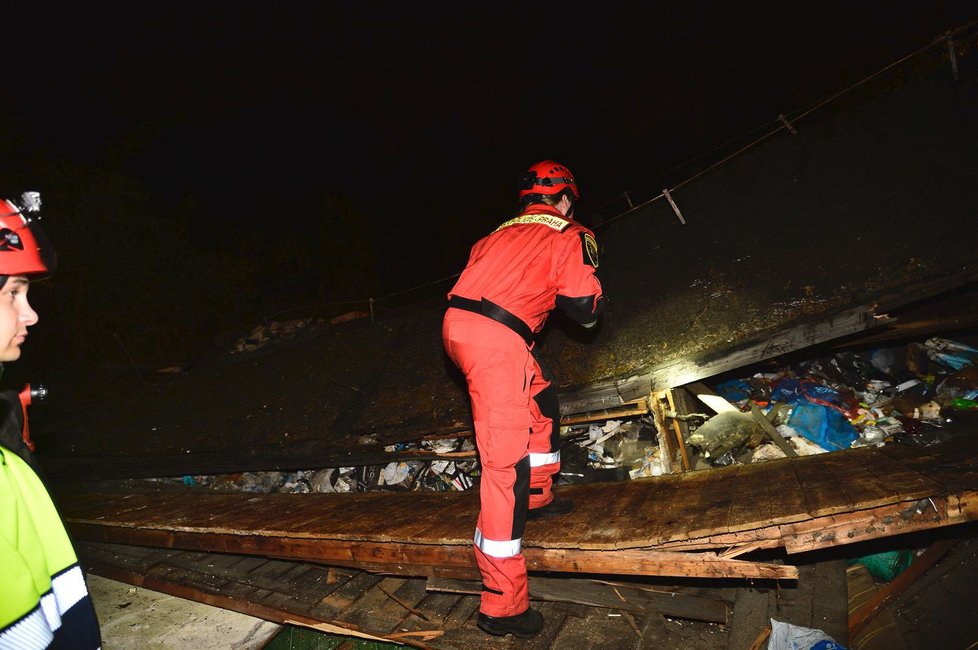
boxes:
[3,1,976,288]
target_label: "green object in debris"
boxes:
[848,549,913,582]
[952,397,978,410]
[263,625,402,650]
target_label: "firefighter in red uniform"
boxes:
[443,160,605,638]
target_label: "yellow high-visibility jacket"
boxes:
[1,445,101,649]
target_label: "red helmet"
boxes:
[518,160,579,203]
[0,193,55,278]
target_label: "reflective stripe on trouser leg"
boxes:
[473,453,530,617]
[473,455,529,557]
[529,377,560,509]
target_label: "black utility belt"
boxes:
[447,296,534,346]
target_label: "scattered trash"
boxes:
[146,437,481,495]
[682,335,978,467]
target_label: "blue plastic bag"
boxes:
[716,378,752,403]
[787,403,858,451]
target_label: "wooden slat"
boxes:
[818,447,896,509]
[789,451,854,517]
[575,480,657,547]
[723,463,772,536]
[882,438,978,493]
[536,482,627,545]
[859,447,945,500]
[651,470,720,545]
[664,466,739,542]
[620,471,704,548]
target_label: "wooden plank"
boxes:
[534,482,628,545]
[849,539,959,638]
[819,447,897,510]
[320,571,387,618]
[750,404,797,457]
[69,520,797,579]
[760,456,810,525]
[560,397,649,426]
[721,463,769,537]
[665,389,691,471]
[881,437,978,494]
[549,606,645,649]
[847,564,907,650]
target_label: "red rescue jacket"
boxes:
[448,205,605,334]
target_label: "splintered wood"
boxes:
[57,436,978,582]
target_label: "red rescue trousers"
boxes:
[443,309,560,617]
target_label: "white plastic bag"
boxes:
[767,619,847,650]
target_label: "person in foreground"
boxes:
[443,161,605,638]
[0,192,102,649]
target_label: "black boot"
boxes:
[527,496,573,521]
[477,608,544,638]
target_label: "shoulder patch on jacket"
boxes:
[494,213,570,233]
[581,232,599,268]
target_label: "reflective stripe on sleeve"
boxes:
[474,528,522,558]
[38,592,61,635]
[0,605,56,650]
[51,566,87,620]
[529,451,560,467]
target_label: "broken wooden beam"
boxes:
[749,404,797,458]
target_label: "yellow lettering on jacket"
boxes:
[494,213,570,233]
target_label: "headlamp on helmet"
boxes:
[0,192,56,279]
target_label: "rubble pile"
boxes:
[684,336,978,467]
